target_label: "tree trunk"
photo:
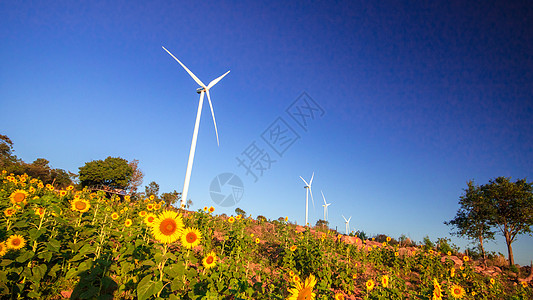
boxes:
[479,234,486,263]
[505,233,515,266]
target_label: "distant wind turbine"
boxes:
[299,172,315,226]
[162,46,230,208]
[342,215,352,235]
[321,190,331,221]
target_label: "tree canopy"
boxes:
[446,177,533,266]
[445,180,495,260]
[78,156,133,190]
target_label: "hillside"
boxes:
[1,171,532,299]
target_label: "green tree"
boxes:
[235,207,246,216]
[0,134,21,171]
[144,181,160,199]
[161,190,182,208]
[78,157,133,190]
[482,177,533,266]
[445,180,495,260]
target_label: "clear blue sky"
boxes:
[1,1,532,264]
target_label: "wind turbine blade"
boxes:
[309,172,314,185]
[207,70,230,89]
[162,46,206,88]
[205,90,220,146]
[348,216,352,222]
[299,176,309,186]
[342,215,347,222]
[321,190,327,205]
[309,187,315,209]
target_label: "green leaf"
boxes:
[16,250,34,263]
[0,259,13,267]
[137,274,162,300]
[31,264,47,282]
[65,267,79,280]
[47,238,61,252]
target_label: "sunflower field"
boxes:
[0,171,532,299]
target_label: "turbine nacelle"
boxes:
[196,87,205,94]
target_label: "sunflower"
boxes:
[287,274,316,300]
[462,255,469,262]
[155,203,161,210]
[208,206,215,213]
[386,236,391,242]
[34,207,45,218]
[365,279,375,291]
[181,227,202,249]
[394,251,399,257]
[0,241,8,257]
[521,281,528,288]
[6,235,26,250]
[490,278,495,285]
[144,213,156,227]
[111,212,120,220]
[124,219,133,227]
[66,185,74,191]
[289,270,295,277]
[228,216,235,223]
[124,195,131,202]
[203,206,208,212]
[59,190,68,197]
[432,279,443,300]
[139,210,147,217]
[449,284,465,299]
[149,195,155,201]
[285,216,289,222]
[235,214,242,220]
[71,199,91,213]
[4,208,15,217]
[381,275,389,288]
[255,238,260,244]
[292,275,300,283]
[152,210,184,244]
[450,268,455,278]
[334,293,344,300]
[290,245,297,252]
[10,190,28,205]
[352,274,357,279]
[202,251,217,269]
[147,203,154,211]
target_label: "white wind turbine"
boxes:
[342,215,352,235]
[299,172,315,226]
[320,190,331,221]
[162,46,230,208]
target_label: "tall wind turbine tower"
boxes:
[321,190,331,221]
[162,46,230,208]
[342,215,352,235]
[299,172,315,226]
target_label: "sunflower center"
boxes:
[13,193,26,203]
[75,201,87,210]
[298,288,312,300]
[11,238,21,246]
[160,219,177,235]
[186,232,197,243]
[206,256,214,264]
[454,288,461,294]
